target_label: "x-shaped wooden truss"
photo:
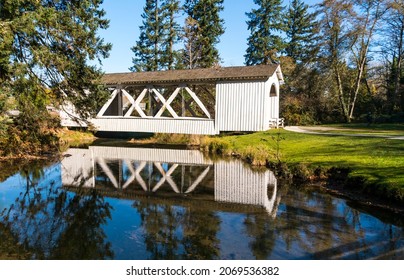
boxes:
[98,86,212,119]
[95,159,211,194]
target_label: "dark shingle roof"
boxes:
[101,64,281,86]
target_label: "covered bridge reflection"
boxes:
[61,147,279,216]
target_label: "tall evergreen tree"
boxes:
[130,0,162,72]
[131,0,181,71]
[183,0,225,68]
[160,0,182,70]
[182,16,202,69]
[245,0,285,66]
[284,0,318,64]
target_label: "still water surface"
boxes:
[0,145,403,259]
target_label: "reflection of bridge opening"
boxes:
[61,147,279,216]
[95,159,212,195]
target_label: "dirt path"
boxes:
[284,126,404,140]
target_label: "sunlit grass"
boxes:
[205,129,404,200]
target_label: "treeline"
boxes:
[132,0,404,124]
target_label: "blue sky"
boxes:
[98,0,320,73]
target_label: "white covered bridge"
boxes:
[61,64,284,135]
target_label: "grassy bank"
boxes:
[58,128,97,149]
[202,129,404,203]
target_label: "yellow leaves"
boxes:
[278,56,296,76]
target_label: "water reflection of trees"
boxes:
[0,165,113,259]
[280,191,359,258]
[133,199,220,260]
[244,214,276,259]
[181,208,220,259]
[273,187,368,259]
[133,202,183,259]
[274,186,403,259]
[243,183,285,259]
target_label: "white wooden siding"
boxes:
[216,81,267,131]
[91,117,216,135]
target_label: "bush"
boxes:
[239,144,273,166]
[292,163,312,183]
[281,95,317,125]
[327,167,352,183]
[0,115,12,138]
[272,162,292,180]
[206,138,232,155]
[0,109,60,156]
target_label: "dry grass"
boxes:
[130,133,208,147]
[57,128,96,149]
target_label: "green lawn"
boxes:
[205,129,404,201]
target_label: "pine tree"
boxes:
[183,16,202,69]
[183,0,225,68]
[131,0,181,71]
[284,0,318,64]
[160,0,182,70]
[245,0,285,66]
[130,0,162,72]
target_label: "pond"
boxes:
[0,145,403,260]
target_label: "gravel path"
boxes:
[284,126,404,140]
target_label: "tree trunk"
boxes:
[335,65,350,122]
[349,56,366,120]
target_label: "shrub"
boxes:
[240,144,273,166]
[292,163,312,183]
[0,109,59,156]
[206,138,232,155]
